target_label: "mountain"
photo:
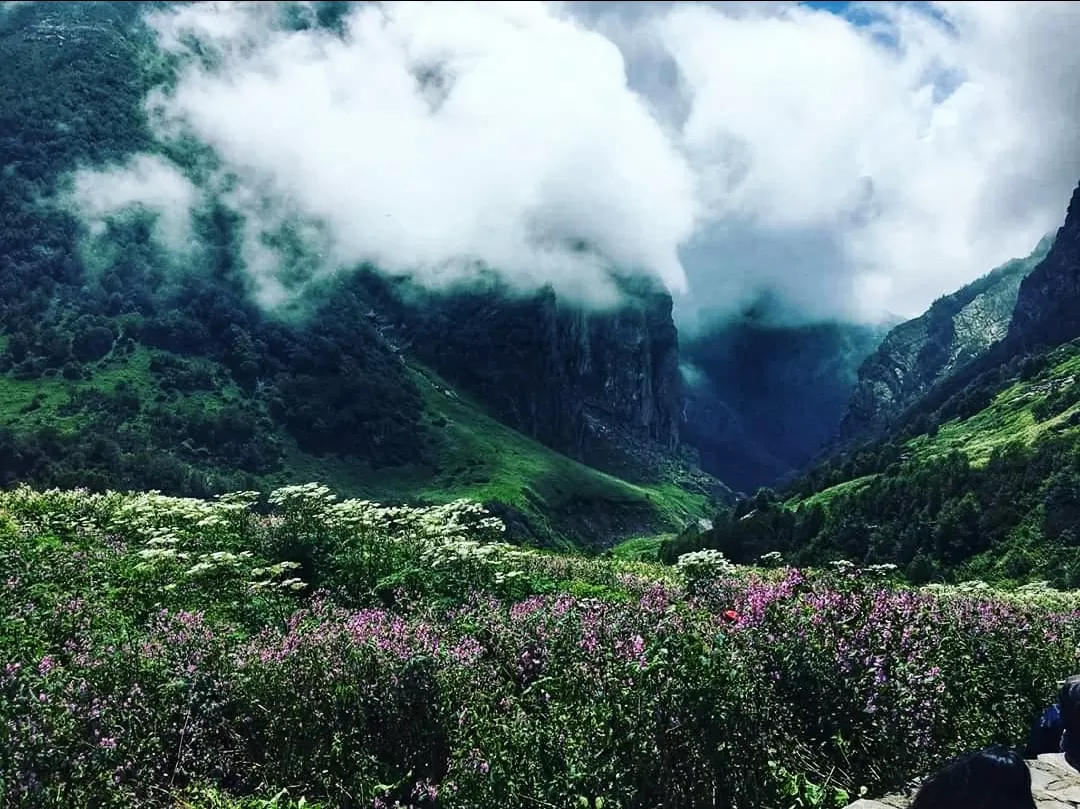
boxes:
[681,304,891,494]
[0,0,728,549]
[665,181,1080,586]
[350,272,690,485]
[838,234,1055,444]
[1008,184,1080,352]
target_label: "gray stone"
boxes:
[844,757,1080,809]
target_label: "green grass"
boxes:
[175,786,323,809]
[907,346,1080,466]
[0,373,73,430]
[0,348,246,436]
[786,474,879,511]
[275,365,710,546]
[0,349,709,548]
[608,534,672,562]
[776,346,1080,516]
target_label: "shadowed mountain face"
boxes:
[680,304,891,494]
[1009,183,1080,353]
[347,271,688,485]
[837,235,1055,446]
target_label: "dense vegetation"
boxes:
[0,0,440,485]
[3,484,1078,808]
[666,339,1080,586]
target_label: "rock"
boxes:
[844,757,1080,809]
[1009,182,1080,353]
[368,271,718,487]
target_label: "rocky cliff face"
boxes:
[355,273,685,483]
[1008,183,1080,352]
[838,235,1054,443]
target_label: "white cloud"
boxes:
[141,0,698,308]
[76,1,1080,324]
[652,0,1080,325]
[69,153,199,255]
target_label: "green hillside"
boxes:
[906,344,1080,465]
[0,343,708,549]
[665,339,1080,587]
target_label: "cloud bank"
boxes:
[72,0,1080,325]
[70,154,199,255]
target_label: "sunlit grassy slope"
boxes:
[906,345,1080,466]
[783,474,878,511]
[0,349,709,549]
[782,344,1080,510]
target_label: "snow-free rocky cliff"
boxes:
[839,234,1055,444]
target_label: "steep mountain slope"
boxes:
[665,337,1080,586]
[0,0,725,548]
[664,181,1080,586]
[680,305,890,494]
[350,272,688,486]
[838,235,1054,444]
[1009,184,1080,352]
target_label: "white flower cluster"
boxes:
[0,483,535,592]
[267,482,336,513]
[249,560,306,593]
[920,578,1080,611]
[758,551,784,567]
[0,485,270,589]
[0,485,120,538]
[864,563,899,578]
[676,549,736,576]
[282,492,512,576]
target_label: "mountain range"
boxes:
[4,1,1080,580]
[667,182,1080,585]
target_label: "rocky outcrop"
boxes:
[845,754,1080,809]
[839,235,1054,443]
[1009,183,1080,352]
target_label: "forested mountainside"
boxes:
[0,0,726,549]
[665,180,1080,586]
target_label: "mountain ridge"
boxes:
[663,179,1080,585]
[836,234,1055,446]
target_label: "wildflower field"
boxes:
[2,484,1079,809]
